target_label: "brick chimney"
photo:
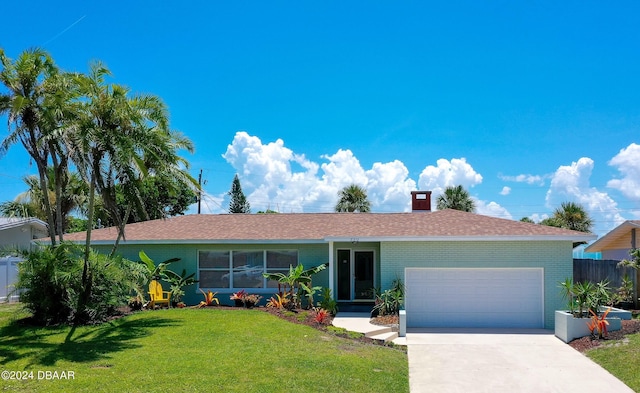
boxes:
[411,191,432,212]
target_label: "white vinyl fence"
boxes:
[0,257,22,302]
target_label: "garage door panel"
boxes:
[405,268,543,329]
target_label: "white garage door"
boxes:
[405,268,543,328]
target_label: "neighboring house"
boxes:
[0,217,49,302]
[584,220,640,261]
[62,192,594,329]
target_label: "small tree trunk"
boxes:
[36,160,57,245]
[110,206,131,257]
[76,177,96,325]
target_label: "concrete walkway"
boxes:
[332,312,399,341]
[331,313,634,393]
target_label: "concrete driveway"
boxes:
[405,328,634,393]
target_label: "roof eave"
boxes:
[56,238,328,246]
[326,235,597,242]
[585,221,640,252]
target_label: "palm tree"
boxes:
[335,184,371,213]
[69,62,195,322]
[0,48,60,243]
[436,185,476,212]
[547,201,593,233]
[0,169,88,233]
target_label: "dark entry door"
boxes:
[353,251,374,300]
[337,250,351,300]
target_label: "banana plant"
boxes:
[263,263,327,308]
[138,250,180,281]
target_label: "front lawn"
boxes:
[0,304,408,392]
[587,332,640,392]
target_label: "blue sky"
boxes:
[1,1,639,237]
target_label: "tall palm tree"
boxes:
[335,184,371,213]
[0,169,88,233]
[548,201,593,233]
[69,62,195,322]
[436,185,476,212]
[0,48,60,243]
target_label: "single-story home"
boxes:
[584,220,640,260]
[62,192,594,329]
[0,217,49,301]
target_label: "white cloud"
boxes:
[417,158,483,197]
[499,174,546,185]
[607,143,640,201]
[475,199,513,219]
[546,157,625,233]
[221,132,512,217]
[222,132,415,212]
[500,186,511,196]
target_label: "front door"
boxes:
[337,250,375,301]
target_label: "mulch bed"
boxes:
[569,319,640,353]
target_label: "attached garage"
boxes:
[405,268,544,328]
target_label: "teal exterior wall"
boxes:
[100,242,330,306]
[379,240,574,329]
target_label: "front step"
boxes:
[368,330,399,343]
[338,303,374,313]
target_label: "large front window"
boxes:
[198,250,297,289]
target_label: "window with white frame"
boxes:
[198,250,298,289]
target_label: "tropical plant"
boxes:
[314,308,330,325]
[242,294,262,308]
[0,170,89,234]
[230,290,248,306]
[11,243,78,325]
[587,307,611,339]
[335,184,371,213]
[0,48,65,244]
[266,292,291,309]
[196,289,219,307]
[164,269,198,304]
[589,280,613,312]
[263,263,327,309]
[138,251,180,281]
[559,278,577,315]
[615,274,634,305]
[373,288,404,316]
[318,287,338,315]
[436,185,475,212]
[573,281,595,317]
[228,174,250,213]
[11,243,146,325]
[544,201,593,233]
[300,283,322,309]
[618,248,640,270]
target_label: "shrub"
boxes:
[314,308,330,325]
[13,244,78,325]
[373,278,404,317]
[318,288,338,315]
[13,243,146,325]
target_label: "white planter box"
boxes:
[555,310,622,343]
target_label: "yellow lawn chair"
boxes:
[148,280,171,308]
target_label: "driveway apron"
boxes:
[406,328,634,393]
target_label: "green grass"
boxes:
[0,304,408,392]
[587,333,640,392]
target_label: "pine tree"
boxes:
[228,174,251,213]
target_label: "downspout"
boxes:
[328,241,335,299]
